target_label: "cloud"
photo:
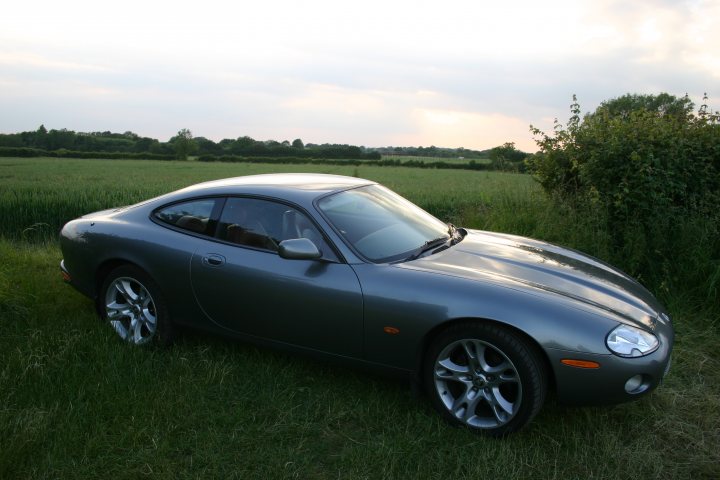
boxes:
[1,0,718,150]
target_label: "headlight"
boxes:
[606,324,659,357]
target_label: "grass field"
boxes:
[0,157,534,242]
[1,157,718,479]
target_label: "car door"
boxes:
[190,197,364,358]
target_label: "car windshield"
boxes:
[317,184,451,263]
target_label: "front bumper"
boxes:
[548,322,674,405]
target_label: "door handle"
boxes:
[202,254,225,267]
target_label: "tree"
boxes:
[47,128,75,150]
[133,137,159,153]
[588,92,693,120]
[292,138,304,149]
[194,136,222,155]
[171,128,198,160]
[529,93,719,219]
[32,124,49,149]
[489,142,529,172]
[232,136,256,153]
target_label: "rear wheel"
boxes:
[100,265,174,346]
[424,322,546,436]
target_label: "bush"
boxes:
[527,93,720,303]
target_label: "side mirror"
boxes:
[278,238,322,260]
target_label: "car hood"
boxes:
[402,229,664,329]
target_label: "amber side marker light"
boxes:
[561,359,601,369]
[61,271,71,282]
[383,326,400,335]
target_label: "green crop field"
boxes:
[1,157,718,479]
[0,157,535,242]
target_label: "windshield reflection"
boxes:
[318,185,450,263]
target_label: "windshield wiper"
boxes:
[403,224,466,262]
[405,235,451,262]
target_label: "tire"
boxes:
[424,322,546,436]
[99,265,174,346]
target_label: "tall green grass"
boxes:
[0,239,718,479]
[0,157,537,242]
[1,157,718,478]
[2,156,715,311]
[1,155,715,309]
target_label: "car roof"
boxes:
[168,173,376,205]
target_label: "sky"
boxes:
[1,0,718,152]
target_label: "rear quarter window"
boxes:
[154,199,217,235]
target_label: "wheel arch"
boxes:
[415,317,556,393]
[94,259,176,346]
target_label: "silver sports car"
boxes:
[60,173,674,435]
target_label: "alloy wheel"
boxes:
[433,338,522,429]
[104,276,158,345]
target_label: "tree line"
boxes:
[0,126,534,166]
[374,145,491,159]
[0,127,381,160]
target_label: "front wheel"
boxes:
[100,265,174,346]
[424,322,546,436]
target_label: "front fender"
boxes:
[351,263,619,371]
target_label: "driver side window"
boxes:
[217,197,335,259]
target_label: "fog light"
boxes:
[624,374,650,394]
